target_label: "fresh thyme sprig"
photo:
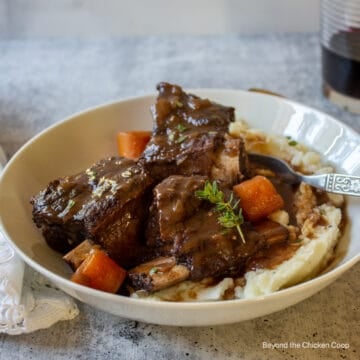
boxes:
[195,181,246,243]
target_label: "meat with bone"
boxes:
[128,175,289,291]
[128,256,190,293]
[140,82,249,184]
[31,157,153,268]
[32,82,278,295]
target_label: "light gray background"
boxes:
[0,33,359,359]
[0,0,320,38]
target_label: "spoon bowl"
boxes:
[249,153,360,197]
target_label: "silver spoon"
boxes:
[248,153,360,197]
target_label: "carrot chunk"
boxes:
[71,249,127,293]
[117,131,151,159]
[71,271,91,287]
[233,175,284,222]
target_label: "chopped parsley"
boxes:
[149,267,159,275]
[168,132,175,142]
[121,170,132,178]
[168,124,188,144]
[176,124,187,132]
[58,199,76,218]
[286,136,298,146]
[175,134,187,144]
[67,199,76,209]
[86,168,97,181]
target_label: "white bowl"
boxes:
[0,89,359,326]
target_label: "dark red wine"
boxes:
[322,31,360,99]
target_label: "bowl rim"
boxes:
[4,225,359,310]
[0,88,359,309]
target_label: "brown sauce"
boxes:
[246,242,301,271]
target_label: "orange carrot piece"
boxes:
[71,271,91,287]
[71,249,127,293]
[117,131,151,159]
[233,175,284,222]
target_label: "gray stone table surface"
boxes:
[0,34,359,360]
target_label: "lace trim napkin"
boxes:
[0,231,79,335]
[0,147,79,335]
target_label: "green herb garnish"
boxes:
[286,136,298,146]
[121,170,132,178]
[58,199,76,218]
[176,124,187,132]
[175,100,183,108]
[195,181,245,243]
[168,132,175,142]
[175,134,187,144]
[149,267,159,276]
[86,169,97,181]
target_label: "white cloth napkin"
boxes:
[0,147,79,335]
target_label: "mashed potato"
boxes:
[131,121,344,302]
[235,204,341,299]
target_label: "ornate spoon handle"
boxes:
[306,173,360,196]
[325,174,360,196]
